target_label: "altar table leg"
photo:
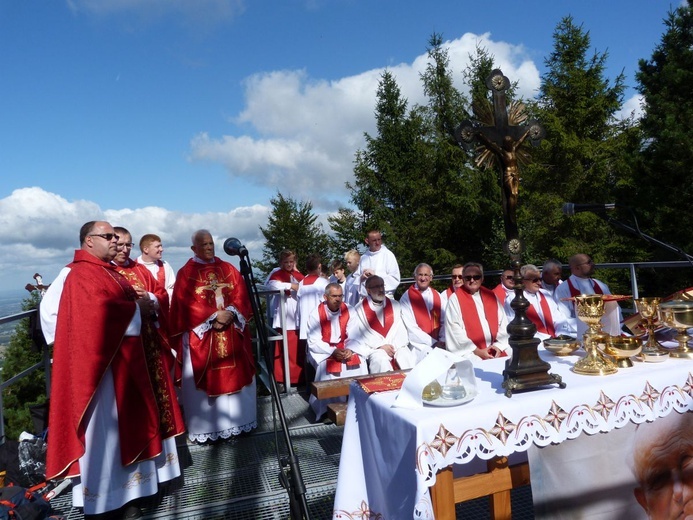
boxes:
[430,466,455,520]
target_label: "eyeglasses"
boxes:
[417,273,432,278]
[451,274,464,280]
[577,259,594,266]
[89,233,119,241]
[503,275,514,280]
[463,275,482,282]
[118,242,135,248]
[367,284,385,290]
[525,277,541,283]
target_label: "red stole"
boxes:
[445,286,455,298]
[319,303,361,375]
[47,250,170,480]
[567,277,604,297]
[455,287,499,350]
[302,274,320,286]
[526,292,556,337]
[362,298,394,338]
[269,268,305,294]
[155,259,166,288]
[492,284,507,303]
[406,286,442,339]
[169,257,255,396]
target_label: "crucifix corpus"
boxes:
[455,69,564,396]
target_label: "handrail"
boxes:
[0,260,690,440]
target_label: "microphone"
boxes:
[562,202,616,216]
[223,237,248,257]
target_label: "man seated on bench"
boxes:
[306,282,368,420]
[345,275,416,373]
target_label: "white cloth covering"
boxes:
[354,245,400,298]
[180,333,257,442]
[444,290,510,357]
[297,276,329,340]
[399,286,445,363]
[306,303,368,419]
[345,296,415,373]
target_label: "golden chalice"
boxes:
[659,300,693,359]
[572,294,618,375]
[634,297,669,362]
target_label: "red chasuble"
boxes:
[169,257,254,397]
[455,287,500,350]
[526,292,556,337]
[47,250,178,480]
[406,286,442,339]
[319,302,361,375]
[114,260,184,436]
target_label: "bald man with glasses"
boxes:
[445,262,510,360]
[40,221,183,519]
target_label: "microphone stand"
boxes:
[236,252,311,519]
[595,208,693,267]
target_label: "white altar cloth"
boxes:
[332,349,693,519]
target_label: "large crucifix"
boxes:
[455,69,545,247]
[456,69,563,397]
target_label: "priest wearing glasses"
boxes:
[444,262,510,360]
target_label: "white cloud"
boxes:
[0,187,269,292]
[617,94,644,121]
[189,33,541,209]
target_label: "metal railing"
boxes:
[0,260,690,440]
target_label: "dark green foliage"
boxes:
[257,193,331,277]
[2,292,48,440]
[633,0,693,295]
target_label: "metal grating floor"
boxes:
[48,391,535,519]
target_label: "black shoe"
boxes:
[122,505,143,519]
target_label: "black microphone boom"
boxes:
[223,237,248,257]
[562,202,616,217]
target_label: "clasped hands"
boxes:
[330,348,355,363]
[212,309,235,330]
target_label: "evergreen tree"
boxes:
[326,207,363,262]
[633,0,693,294]
[2,292,48,440]
[521,16,640,292]
[257,193,330,276]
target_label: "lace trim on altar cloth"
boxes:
[187,420,257,443]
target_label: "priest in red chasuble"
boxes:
[444,262,511,359]
[400,263,446,363]
[41,221,183,519]
[169,229,256,443]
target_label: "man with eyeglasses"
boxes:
[346,275,415,373]
[492,268,516,310]
[40,221,182,519]
[444,264,465,297]
[400,263,445,362]
[554,254,621,330]
[504,264,576,340]
[444,262,510,360]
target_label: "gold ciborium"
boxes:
[573,294,618,375]
[604,336,642,368]
[634,297,669,362]
[658,300,693,359]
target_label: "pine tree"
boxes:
[257,193,330,276]
[2,292,48,440]
[633,1,693,294]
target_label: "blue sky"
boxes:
[0,0,681,293]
